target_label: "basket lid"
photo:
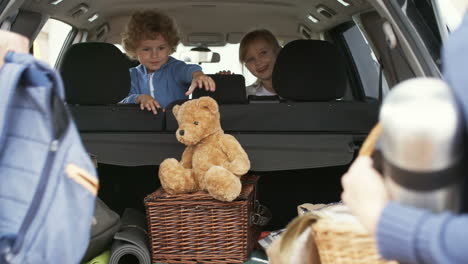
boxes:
[145,174,258,203]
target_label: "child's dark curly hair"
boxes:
[122,9,180,59]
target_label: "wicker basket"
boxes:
[310,123,397,264]
[312,216,398,264]
[312,123,398,264]
[144,174,259,264]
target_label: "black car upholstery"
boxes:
[192,74,248,104]
[61,42,165,131]
[273,39,347,101]
[61,42,130,104]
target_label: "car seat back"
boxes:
[273,39,347,101]
[192,74,248,104]
[60,42,130,105]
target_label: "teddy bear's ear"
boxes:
[197,96,219,114]
[172,105,180,119]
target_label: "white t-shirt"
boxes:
[246,80,277,96]
[149,72,155,97]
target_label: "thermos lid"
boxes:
[379,78,462,172]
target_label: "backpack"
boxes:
[0,52,98,263]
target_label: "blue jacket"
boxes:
[120,56,202,108]
[376,11,468,264]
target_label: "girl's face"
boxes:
[244,39,278,81]
[136,34,172,73]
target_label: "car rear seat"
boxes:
[274,39,347,101]
[169,39,378,133]
[192,74,248,104]
[60,42,165,131]
[267,39,379,133]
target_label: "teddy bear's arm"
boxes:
[180,146,194,169]
[220,134,250,176]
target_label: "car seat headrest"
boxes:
[273,39,347,101]
[192,74,247,104]
[60,42,130,105]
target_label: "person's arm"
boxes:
[377,202,468,264]
[135,94,161,114]
[120,92,161,114]
[119,69,142,104]
[119,68,161,114]
[172,61,215,95]
[185,70,215,95]
[341,157,468,264]
[341,157,388,234]
[0,30,29,68]
[119,94,139,104]
[177,62,202,84]
[216,70,234,74]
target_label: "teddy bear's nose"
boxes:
[179,130,185,136]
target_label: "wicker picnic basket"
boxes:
[311,214,398,264]
[310,123,397,264]
[144,174,260,264]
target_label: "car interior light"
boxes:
[87,13,99,22]
[307,14,320,23]
[49,0,64,5]
[316,5,336,19]
[70,4,89,18]
[336,0,351,7]
[299,24,312,38]
[96,23,110,40]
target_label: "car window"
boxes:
[33,18,72,67]
[341,24,389,101]
[396,0,443,68]
[0,0,9,15]
[174,43,257,86]
[116,43,258,86]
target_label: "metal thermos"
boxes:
[379,78,464,213]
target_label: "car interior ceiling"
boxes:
[1,0,419,230]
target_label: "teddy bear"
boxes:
[158,96,251,202]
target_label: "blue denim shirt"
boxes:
[120,56,202,108]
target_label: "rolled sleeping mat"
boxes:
[109,208,150,264]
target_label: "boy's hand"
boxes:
[186,71,216,95]
[341,156,389,234]
[137,94,162,115]
[216,70,234,75]
[0,30,30,68]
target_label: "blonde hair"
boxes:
[121,9,180,59]
[239,29,281,63]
